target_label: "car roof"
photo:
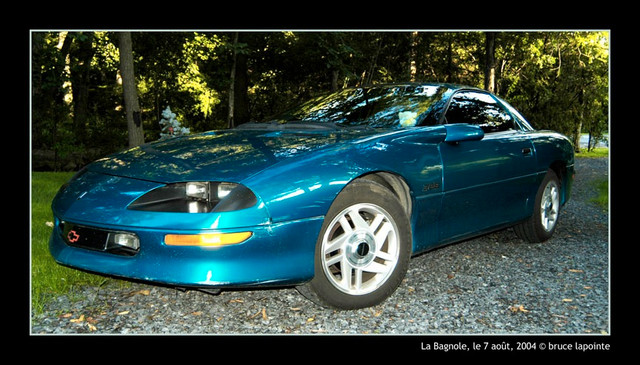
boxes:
[356,82,484,93]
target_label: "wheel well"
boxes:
[358,172,412,218]
[549,161,566,185]
[549,160,570,204]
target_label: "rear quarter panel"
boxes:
[529,130,575,205]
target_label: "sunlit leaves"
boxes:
[182,32,223,62]
[177,62,220,118]
[91,32,120,71]
[493,31,609,145]
[176,33,223,119]
[32,30,609,158]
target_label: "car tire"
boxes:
[297,179,412,310]
[514,169,562,243]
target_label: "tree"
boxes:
[227,32,237,128]
[68,32,95,147]
[409,31,419,82]
[494,32,608,151]
[228,32,249,128]
[31,30,608,168]
[484,32,496,93]
[118,32,145,147]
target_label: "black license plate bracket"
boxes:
[62,223,109,251]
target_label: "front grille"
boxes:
[60,222,139,256]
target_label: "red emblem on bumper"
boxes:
[67,230,80,243]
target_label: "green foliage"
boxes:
[493,32,609,149]
[176,33,223,120]
[576,147,609,159]
[31,30,609,167]
[590,179,609,210]
[31,172,121,313]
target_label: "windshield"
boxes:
[260,84,449,129]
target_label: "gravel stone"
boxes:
[31,157,609,335]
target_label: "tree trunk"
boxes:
[234,44,249,126]
[364,36,382,86]
[484,32,496,93]
[574,119,582,154]
[573,88,585,153]
[31,32,44,101]
[409,31,418,82]
[118,32,145,147]
[228,32,249,128]
[445,36,454,83]
[331,69,339,92]
[227,33,238,129]
[70,32,95,146]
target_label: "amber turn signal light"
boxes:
[165,232,252,246]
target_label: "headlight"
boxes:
[185,181,209,200]
[128,182,257,213]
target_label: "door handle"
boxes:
[522,147,532,156]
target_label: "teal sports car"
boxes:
[49,83,574,309]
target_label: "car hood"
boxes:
[88,128,387,183]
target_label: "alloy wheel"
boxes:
[321,203,400,296]
[540,180,560,232]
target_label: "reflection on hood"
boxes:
[88,129,382,184]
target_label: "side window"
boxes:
[444,91,515,133]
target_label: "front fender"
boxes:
[244,145,362,223]
[244,128,445,225]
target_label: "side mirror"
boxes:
[444,124,484,143]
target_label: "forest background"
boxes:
[30,30,609,171]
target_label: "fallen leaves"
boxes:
[508,304,530,314]
[249,307,268,321]
[69,314,85,323]
[130,289,150,296]
[120,289,151,299]
[66,313,98,332]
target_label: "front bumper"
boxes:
[49,216,323,288]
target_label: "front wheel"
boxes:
[515,169,562,243]
[297,179,412,309]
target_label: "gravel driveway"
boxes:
[31,157,609,335]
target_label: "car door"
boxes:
[437,90,537,242]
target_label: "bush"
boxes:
[159,107,190,139]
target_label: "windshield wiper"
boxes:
[236,120,338,131]
[234,121,280,130]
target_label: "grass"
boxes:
[575,147,609,159]
[590,179,609,210]
[31,172,123,314]
[575,147,609,211]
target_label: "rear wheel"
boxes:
[297,179,411,309]
[515,169,561,243]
